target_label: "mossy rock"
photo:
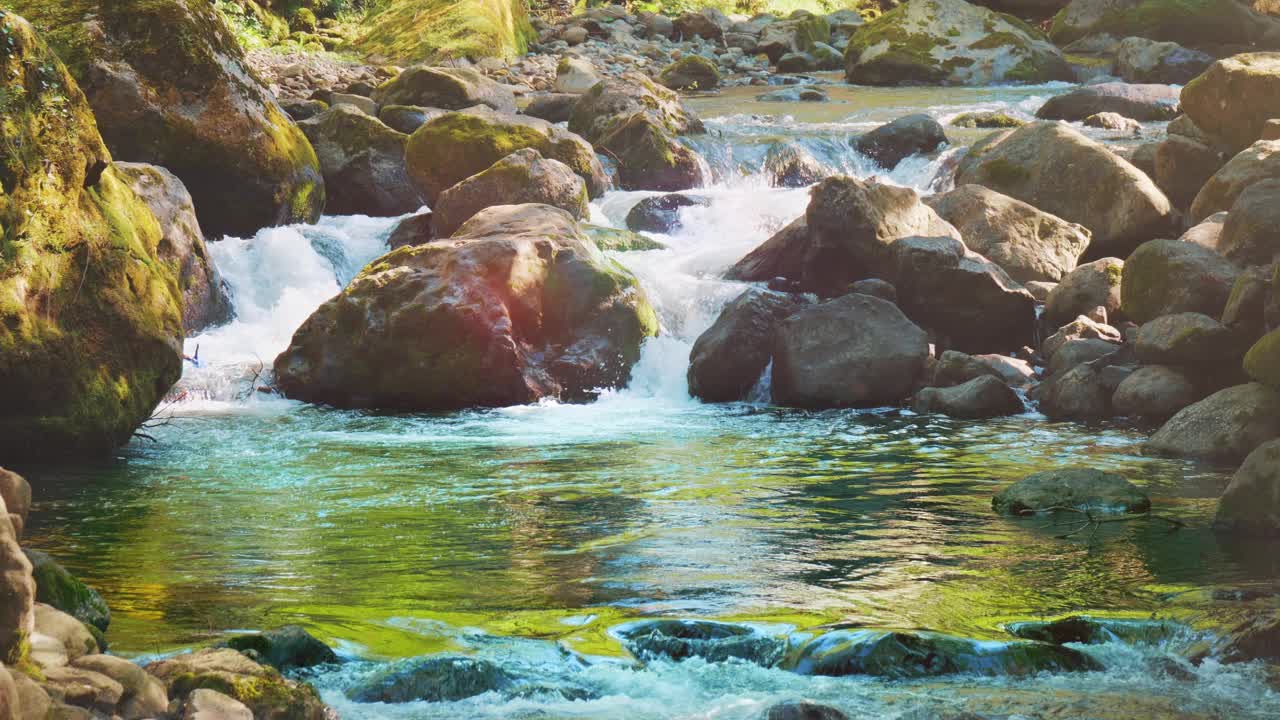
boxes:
[598,112,707,192]
[1244,329,1280,390]
[219,626,338,672]
[23,550,109,632]
[0,11,184,460]
[658,55,721,91]
[1049,0,1278,48]
[582,224,666,252]
[355,0,536,64]
[147,648,328,720]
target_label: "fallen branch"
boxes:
[1026,505,1186,541]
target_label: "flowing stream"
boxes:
[21,82,1280,718]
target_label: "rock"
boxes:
[725,217,811,284]
[1008,616,1184,645]
[1083,112,1140,133]
[1048,0,1280,48]
[12,0,324,238]
[522,93,580,124]
[71,654,167,719]
[183,689,253,720]
[23,551,108,633]
[562,26,588,45]
[1181,53,1280,155]
[39,665,123,715]
[926,185,1091,283]
[146,648,327,720]
[33,604,97,664]
[1044,258,1125,327]
[912,375,1024,418]
[639,12,676,40]
[570,72,702,141]
[371,65,516,113]
[757,86,829,102]
[1025,280,1056,302]
[1121,239,1241,323]
[1112,365,1202,419]
[405,107,607,203]
[1216,440,1280,535]
[1219,179,1280,267]
[274,204,658,410]
[688,289,806,402]
[378,104,448,134]
[1209,611,1280,664]
[1042,316,1123,361]
[581,224,666,252]
[1038,362,1112,419]
[347,655,514,703]
[850,278,898,304]
[113,163,230,333]
[298,105,422,217]
[1126,140,1161,178]
[844,0,1072,86]
[764,141,830,188]
[950,111,1026,129]
[0,469,30,539]
[1116,37,1214,84]
[1,491,34,666]
[854,114,948,170]
[1223,265,1276,338]
[1245,329,1280,388]
[386,212,434,250]
[1047,337,1120,376]
[1037,83,1180,122]
[757,14,832,62]
[1181,212,1229,252]
[771,293,929,408]
[329,92,378,116]
[659,55,721,90]
[1190,140,1280,222]
[673,8,732,41]
[993,467,1151,515]
[933,350,1035,388]
[0,13,183,460]
[433,149,588,237]
[765,700,849,720]
[777,52,819,73]
[1147,383,1280,462]
[555,57,602,94]
[220,626,337,672]
[786,628,1099,677]
[614,619,786,665]
[1134,312,1236,365]
[7,668,52,720]
[1154,135,1229,209]
[891,236,1038,353]
[625,194,709,234]
[955,122,1173,257]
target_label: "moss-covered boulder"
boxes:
[1189,140,1280,223]
[1147,383,1280,462]
[298,105,423,217]
[1049,0,1280,49]
[757,13,833,63]
[355,0,535,64]
[1181,53,1280,155]
[1043,257,1125,327]
[405,108,607,203]
[22,550,109,633]
[1215,439,1280,535]
[994,467,1150,515]
[1121,238,1241,323]
[9,0,324,239]
[844,0,1073,86]
[145,648,328,720]
[274,204,658,410]
[433,148,588,237]
[1218,179,1280,268]
[955,122,1174,257]
[347,655,514,703]
[951,111,1026,128]
[1245,329,1280,389]
[0,11,184,460]
[581,225,666,252]
[370,65,517,113]
[658,55,721,91]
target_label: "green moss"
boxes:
[582,224,666,252]
[356,0,535,63]
[977,157,1031,187]
[969,31,1026,51]
[951,112,1025,129]
[1244,329,1280,389]
[1050,0,1257,47]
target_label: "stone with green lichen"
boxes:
[582,225,667,252]
[1181,53,1280,155]
[1049,0,1280,48]
[1121,238,1241,323]
[273,204,659,411]
[23,550,109,633]
[1244,329,1280,389]
[298,105,424,217]
[1189,140,1280,223]
[432,148,589,237]
[355,0,535,64]
[993,468,1150,515]
[146,648,329,720]
[371,65,517,113]
[1134,312,1236,366]
[0,11,184,460]
[658,55,721,91]
[1147,382,1280,462]
[950,111,1026,128]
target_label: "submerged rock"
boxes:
[688,289,807,403]
[614,619,787,665]
[1008,616,1184,645]
[347,656,514,703]
[220,626,337,672]
[625,194,709,234]
[993,468,1151,515]
[764,700,850,720]
[1214,439,1280,536]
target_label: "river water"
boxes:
[21,82,1280,718]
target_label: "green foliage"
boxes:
[356,0,536,62]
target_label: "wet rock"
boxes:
[1112,365,1203,420]
[371,65,516,113]
[993,467,1150,515]
[625,194,709,234]
[329,92,378,116]
[378,105,447,135]
[555,57,602,94]
[1155,135,1229,209]
[1214,439,1280,535]
[772,293,929,408]
[1121,239,1241,323]
[23,551,109,633]
[71,654,167,719]
[113,163,231,333]
[33,604,98,665]
[1219,179,1280,267]
[146,648,327,719]
[844,0,1072,86]
[659,55,720,90]
[298,105,423,217]
[1047,337,1119,376]
[688,289,807,403]
[1134,312,1236,366]
[926,185,1091,284]
[386,213,434,250]
[1083,112,1140,133]
[1190,140,1280,223]
[220,625,337,672]
[1181,53,1280,154]
[725,218,811,284]
[1038,363,1112,420]
[1209,611,1280,663]
[522,93,580,124]
[1036,83,1180,122]
[182,688,253,720]
[1044,258,1125,328]
[787,629,1100,678]
[582,225,666,252]
[274,204,658,410]
[912,375,1025,418]
[950,111,1026,129]
[956,122,1173,257]
[433,149,588,237]
[854,114,948,171]
[757,86,829,102]
[615,619,786,665]
[405,107,607,203]
[1116,37,1214,84]
[1008,616,1182,645]
[890,236,1038,353]
[1147,383,1280,462]
[348,655,514,702]
[282,98,328,122]
[764,700,849,720]
[765,141,830,188]
[777,52,819,73]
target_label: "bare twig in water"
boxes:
[234,355,266,402]
[1025,505,1186,541]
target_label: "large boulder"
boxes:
[1,492,34,665]
[843,0,1072,86]
[1189,140,1280,222]
[757,13,832,62]
[71,654,167,719]
[912,375,1024,418]
[932,350,1036,388]
[145,648,328,720]
[0,13,184,460]
[569,73,703,142]
[1043,258,1125,327]
[925,185,1091,283]
[771,293,929,409]
[297,105,423,217]
[854,114,948,171]
[1134,312,1236,365]
[1245,329,1280,388]
[23,551,109,633]
[370,65,516,113]
[432,149,588,237]
[673,8,732,41]
[688,289,807,403]
[1214,439,1280,535]
[113,162,230,334]
[1146,383,1280,462]
[1046,337,1120,376]
[955,122,1174,257]
[1181,53,1280,155]
[1048,0,1280,47]
[993,468,1151,515]
[1116,37,1214,84]
[891,236,1038,353]
[1112,365,1203,420]
[1154,134,1229,209]
[11,0,324,239]
[1035,83,1180,122]
[274,205,658,410]
[1121,239,1241,323]
[1038,363,1112,419]
[658,55,720,91]
[405,108,606,203]
[1218,179,1280,267]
